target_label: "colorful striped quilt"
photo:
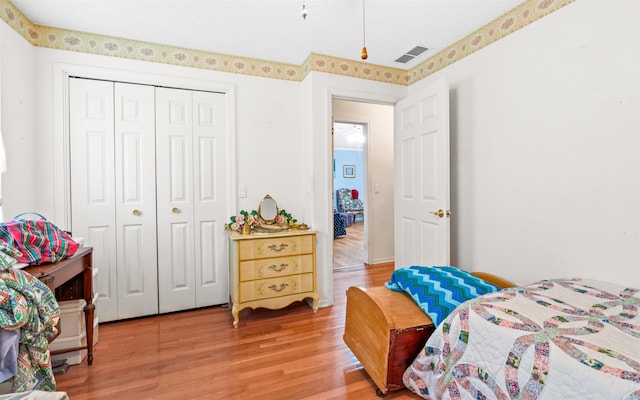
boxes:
[0,269,59,392]
[385,266,500,326]
[0,219,78,266]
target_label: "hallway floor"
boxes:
[333,220,364,270]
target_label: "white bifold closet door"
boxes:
[70,80,228,321]
[70,78,158,322]
[155,87,229,313]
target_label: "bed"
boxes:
[345,266,640,399]
[403,277,640,399]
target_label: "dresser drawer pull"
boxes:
[268,283,289,292]
[268,263,288,272]
[268,243,289,252]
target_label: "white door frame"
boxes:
[51,63,237,230]
[324,89,401,306]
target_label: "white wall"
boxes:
[411,1,640,288]
[332,99,394,265]
[0,22,37,216]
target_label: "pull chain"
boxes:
[361,0,368,59]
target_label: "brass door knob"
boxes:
[172,207,179,213]
[430,209,445,218]
[132,209,141,216]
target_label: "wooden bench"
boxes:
[343,272,514,396]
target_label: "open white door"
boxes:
[394,77,450,268]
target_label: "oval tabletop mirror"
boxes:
[254,194,290,232]
[258,194,278,224]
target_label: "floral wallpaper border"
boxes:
[1,0,572,86]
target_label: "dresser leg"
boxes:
[311,293,319,313]
[232,304,239,328]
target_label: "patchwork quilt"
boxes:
[0,269,59,392]
[403,278,640,399]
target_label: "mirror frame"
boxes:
[257,194,279,225]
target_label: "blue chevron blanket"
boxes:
[385,266,500,326]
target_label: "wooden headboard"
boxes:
[471,271,515,289]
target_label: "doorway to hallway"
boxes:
[333,121,366,270]
[331,98,394,271]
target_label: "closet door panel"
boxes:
[86,134,110,202]
[193,91,228,306]
[169,222,191,287]
[199,221,216,285]
[114,83,158,319]
[70,78,118,322]
[86,226,113,311]
[169,136,189,201]
[121,226,143,287]
[156,87,197,313]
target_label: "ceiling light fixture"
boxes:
[361,0,368,60]
[301,0,308,20]
[347,132,365,144]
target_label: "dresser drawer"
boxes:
[239,254,313,281]
[238,234,314,260]
[240,273,314,302]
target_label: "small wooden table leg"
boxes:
[83,302,95,365]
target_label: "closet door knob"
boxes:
[132,209,141,216]
[172,207,179,213]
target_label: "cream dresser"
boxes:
[228,230,318,327]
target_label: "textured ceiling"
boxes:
[10,0,525,70]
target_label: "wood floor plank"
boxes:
[333,220,365,270]
[54,250,418,399]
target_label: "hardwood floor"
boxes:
[54,261,419,400]
[333,220,365,270]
